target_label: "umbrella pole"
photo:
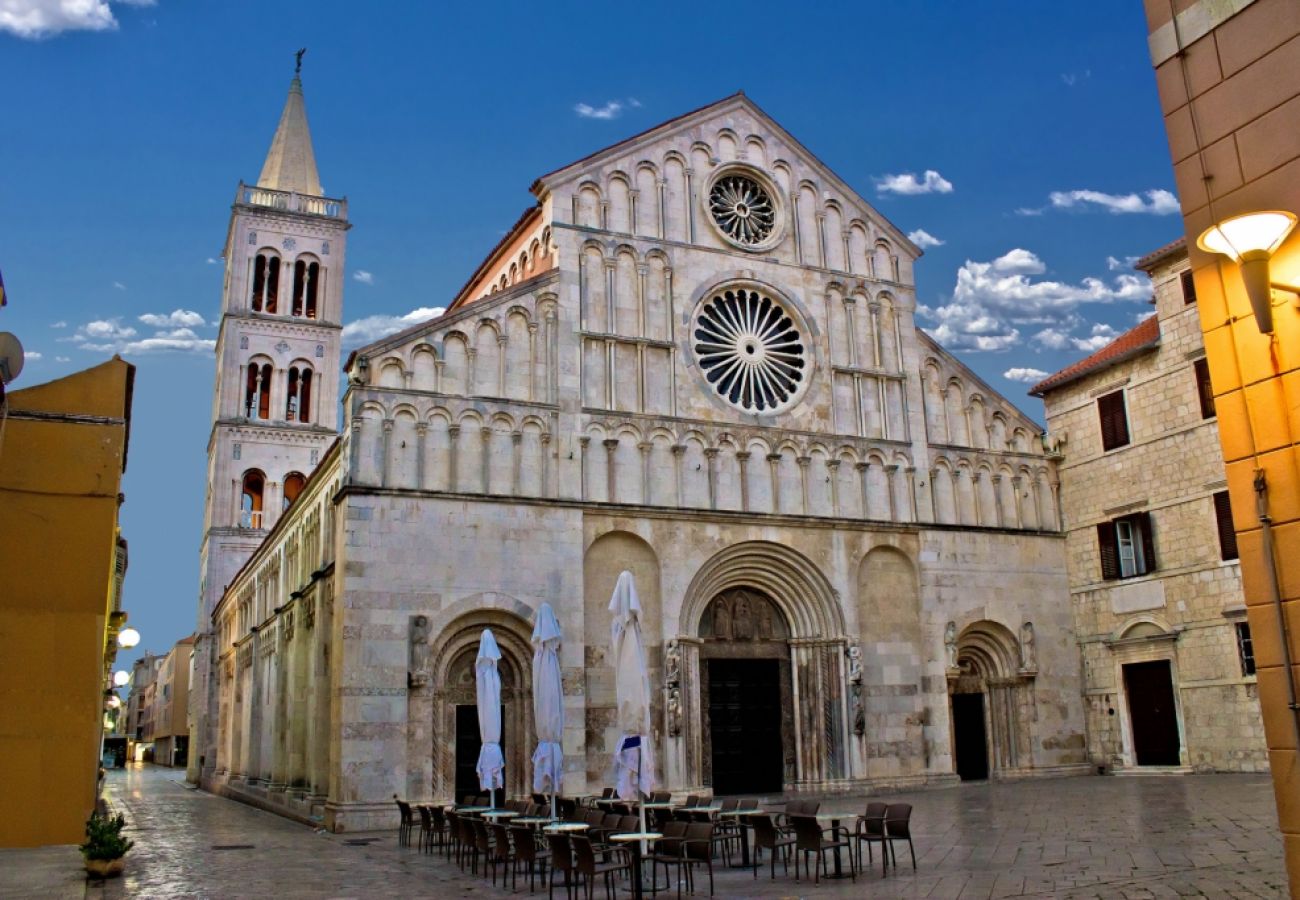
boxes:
[550,790,557,821]
[638,744,648,850]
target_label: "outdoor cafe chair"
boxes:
[853,801,889,875]
[572,834,632,900]
[678,822,717,896]
[884,803,917,871]
[470,818,494,876]
[682,794,701,808]
[444,810,463,865]
[416,804,434,853]
[533,792,548,806]
[546,832,578,900]
[488,821,516,887]
[428,805,449,852]
[749,813,794,881]
[393,796,414,847]
[510,824,551,893]
[647,821,690,898]
[790,814,855,884]
[461,794,477,806]
[651,790,671,803]
[558,797,578,819]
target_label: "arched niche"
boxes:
[948,620,1035,780]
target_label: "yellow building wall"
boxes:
[0,357,134,847]
[1145,0,1300,891]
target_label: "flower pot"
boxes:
[84,857,125,878]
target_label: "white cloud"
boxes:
[1061,69,1091,87]
[1003,367,1049,383]
[627,97,642,108]
[0,0,155,39]
[907,228,945,249]
[24,350,42,360]
[66,316,213,355]
[918,248,1152,352]
[874,169,953,196]
[55,355,70,362]
[353,270,375,285]
[342,306,445,348]
[112,281,126,290]
[50,320,67,328]
[1070,323,1120,352]
[574,100,624,120]
[1048,188,1180,215]
[206,257,220,265]
[1106,255,1140,271]
[138,309,206,328]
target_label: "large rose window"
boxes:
[692,286,807,414]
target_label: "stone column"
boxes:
[767,453,782,513]
[604,438,618,502]
[527,323,538,402]
[827,459,841,516]
[736,451,751,512]
[480,427,492,493]
[497,335,508,397]
[1011,476,1025,528]
[797,456,811,515]
[856,462,870,519]
[579,437,591,501]
[671,444,685,507]
[380,419,394,487]
[993,474,1006,527]
[447,424,461,492]
[704,448,719,509]
[511,431,523,495]
[638,442,652,505]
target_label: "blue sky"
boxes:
[0,1,1180,672]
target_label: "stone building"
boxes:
[150,635,195,768]
[195,84,1089,830]
[1032,239,1266,773]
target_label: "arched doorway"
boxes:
[698,588,793,794]
[675,541,850,792]
[947,621,1033,781]
[428,612,534,802]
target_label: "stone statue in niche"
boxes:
[756,601,773,640]
[944,621,958,670]
[714,598,732,641]
[665,639,681,688]
[846,645,863,685]
[1019,621,1036,671]
[409,615,431,689]
[667,685,682,737]
[733,593,752,640]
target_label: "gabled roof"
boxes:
[1029,315,1161,397]
[530,91,922,258]
[1134,237,1186,274]
[257,75,322,196]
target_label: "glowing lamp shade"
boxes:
[112,670,130,687]
[117,627,141,649]
[1198,211,1298,334]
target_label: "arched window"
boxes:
[240,470,265,528]
[244,361,273,420]
[282,472,306,510]
[285,365,313,423]
[292,259,321,319]
[251,253,280,313]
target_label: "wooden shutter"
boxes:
[1137,511,1157,574]
[1181,270,1197,305]
[1194,358,1215,419]
[1098,391,1130,451]
[1097,522,1120,580]
[1214,490,1239,560]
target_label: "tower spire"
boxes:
[256,51,322,196]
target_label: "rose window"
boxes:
[709,173,777,247]
[692,286,807,414]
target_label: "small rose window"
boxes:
[709,173,777,247]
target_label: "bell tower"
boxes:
[190,58,350,783]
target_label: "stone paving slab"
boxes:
[0,766,1287,899]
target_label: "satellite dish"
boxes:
[0,333,23,385]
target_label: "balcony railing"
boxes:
[239,510,264,530]
[236,182,347,220]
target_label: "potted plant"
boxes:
[80,812,133,878]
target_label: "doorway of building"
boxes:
[455,704,505,800]
[951,692,989,780]
[707,658,783,794]
[1123,660,1181,766]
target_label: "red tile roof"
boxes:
[1029,315,1161,397]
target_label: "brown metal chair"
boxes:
[546,832,578,900]
[511,824,551,893]
[884,803,917,871]
[393,796,413,847]
[470,818,493,876]
[572,834,632,900]
[647,820,690,896]
[428,805,449,852]
[749,813,795,880]
[678,822,716,896]
[488,821,516,886]
[790,814,855,884]
[853,801,889,875]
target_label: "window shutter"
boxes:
[1181,270,1197,305]
[1098,391,1130,451]
[1214,490,1239,560]
[1097,522,1120,580]
[1194,358,1215,419]
[1138,511,1157,574]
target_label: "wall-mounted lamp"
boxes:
[117,627,140,649]
[1197,210,1299,334]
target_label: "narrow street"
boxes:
[1,766,1286,899]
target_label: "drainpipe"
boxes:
[1254,469,1300,748]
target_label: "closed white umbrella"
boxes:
[475,628,505,809]
[609,570,655,862]
[531,602,564,819]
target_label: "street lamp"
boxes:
[112,670,130,687]
[117,627,140,649]
[1197,210,1299,334]
[106,694,122,709]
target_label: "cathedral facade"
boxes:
[194,84,1088,830]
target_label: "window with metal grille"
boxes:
[1235,621,1256,676]
[1097,511,1156,579]
[1181,270,1197,305]
[1098,390,1130,451]
[1194,358,1215,419]
[1213,490,1238,561]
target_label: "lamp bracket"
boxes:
[1270,281,1300,296]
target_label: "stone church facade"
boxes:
[196,85,1088,831]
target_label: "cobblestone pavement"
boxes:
[2,765,1286,899]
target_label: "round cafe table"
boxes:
[610,832,662,900]
[543,822,589,833]
[483,810,519,819]
[514,816,555,828]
